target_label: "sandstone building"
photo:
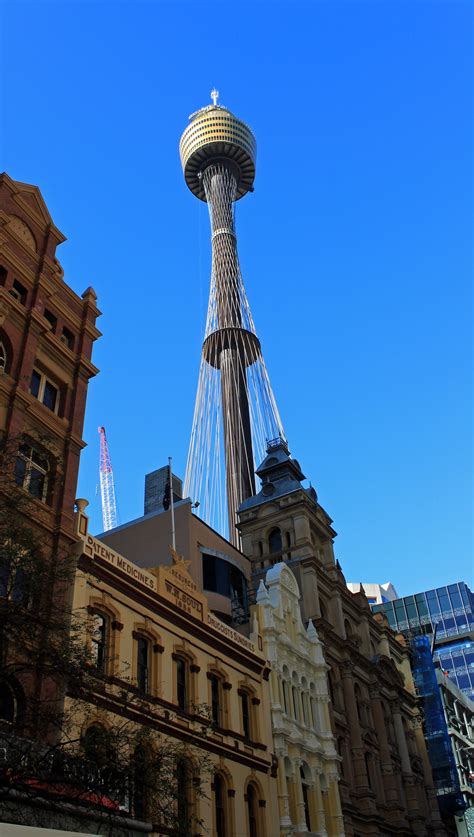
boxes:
[255,562,345,836]
[238,438,447,837]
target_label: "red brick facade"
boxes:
[0,171,100,545]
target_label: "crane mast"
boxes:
[98,426,118,532]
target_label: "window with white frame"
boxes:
[0,343,6,372]
[30,369,60,413]
[14,443,50,502]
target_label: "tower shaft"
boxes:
[202,164,256,541]
[181,95,285,545]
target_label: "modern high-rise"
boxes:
[372,583,474,703]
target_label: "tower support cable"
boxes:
[180,93,284,545]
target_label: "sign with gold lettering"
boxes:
[158,546,206,621]
[207,612,257,655]
[84,535,157,592]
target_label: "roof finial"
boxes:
[211,88,219,106]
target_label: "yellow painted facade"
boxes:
[71,500,280,836]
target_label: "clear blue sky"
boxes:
[2,1,472,596]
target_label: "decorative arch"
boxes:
[87,597,123,676]
[6,216,36,251]
[0,679,25,726]
[244,775,266,837]
[268,527,282,554]
[213,767,235,837]
[172,644,198,710]
[0,329,13,375]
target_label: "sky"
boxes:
[1,0,472,597]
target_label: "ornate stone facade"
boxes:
[238,438,447,837]
[255,562,345,836]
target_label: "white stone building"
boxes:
[254,562,345,836]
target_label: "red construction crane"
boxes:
[98,426,118,532]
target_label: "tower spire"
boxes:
[179,96,284,545]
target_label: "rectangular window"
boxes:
[241,692,251,739]
[10,279,27,304]
[136,637,149,692]
[448,585,463,610]
[60,327,74,350]
[176,657,187,710]
[15,443,49,503]
[437,588,451,614]
[426,591,441,616]
[30,369,59,414]
[43,309,57,332]
[210,675,220,725]
[30,370,41,399]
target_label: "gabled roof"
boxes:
[0,172,66,243]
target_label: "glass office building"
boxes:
[373,582,474,702]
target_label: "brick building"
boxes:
[0,172,100,735]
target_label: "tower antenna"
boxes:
[98,426,118,532]
[179,96,285,545]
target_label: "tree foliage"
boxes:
[0,434,213,835]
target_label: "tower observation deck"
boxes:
[180,92,284,546]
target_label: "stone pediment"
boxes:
[154,546,208,622]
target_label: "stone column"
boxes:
[370,688,402,809]
[277,755,292,829]
[313,770,328,836]
[327,775,345,837]
[391,701,426,833]
[294,760,308,833]
[340,662,371,801]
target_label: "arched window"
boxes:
[327,670,336,707]
[292,686,299,721]
[176,656,188,710]
[0,343,6,372]
[214,773,227,837]
[14,442,50,503]
[354,683,363,724]
[300,765,312,831]
[209,673,222,726]
[176,759,189,833]
[136,636,150,693]
[132,744,151,819]
[268,528,282,554]
[91,612,108,673]
[240,690,251,739]
[246,783,259,837]
[258,541,263,557]
[0,683,15,723]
